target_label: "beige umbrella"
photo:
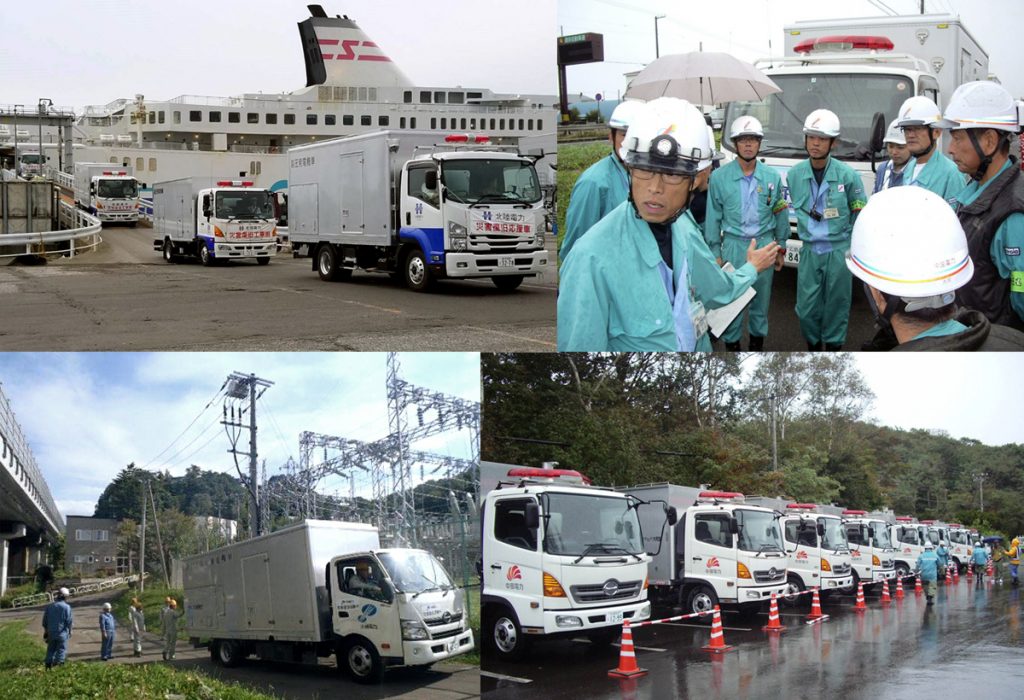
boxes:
[625,51,781,105]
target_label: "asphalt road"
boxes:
[1,588,480,700]
[482,576,1024,700]
[0,226,557,351]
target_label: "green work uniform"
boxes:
[906,149,967,206]
[787,156,866,346]
[560,153,629,262]
[704,159,789,343]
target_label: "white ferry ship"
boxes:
[65,4,557,195]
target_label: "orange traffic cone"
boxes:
[702,605,734,653]
[608,620,647,679]
[945,565,953,586]
[953,563,960,583]
[762,593,786,632]
[854,581,867,612]
[968,561,973,579]
[881,579,892,605]
[914,575,923,596]
[806,587,828,621]
[987,559,994,581]
[895,577,905,599]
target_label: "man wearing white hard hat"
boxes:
[896,95,967,203]
[558,98,780,351]
[846,186,1024,350]
[560,100,645,262]
[787,108,867,351]
[872,119,911,193]
[938,80,1024,330]
[704,116,789,351]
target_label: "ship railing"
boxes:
[0,201,102,259]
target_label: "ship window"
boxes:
[136,157,144,171]
[189,111,202,122]
[361,115,372,126]
[130,114,137,125]
[470,118,476,130]
[266,113,277,125]
[420,91,431,104]
[403,91,413,104]
[358,87,367,101]
[400,117,406,129]
[460,118,466,129]
[378,116,388,127]
[149,158,157,171]
[490,119,496,130]
[499,119,505,130]
[158,111,165,124]
[249,161,255,174]
[209,111,221,123]
[528,119,534,130]
[307,114,318,125]
[229,112,240,123]
[441,118,447,130]
[449,92,464,104]
[434,91,446,104]
[343,115,353,126]
[325,114,336,126]
[284,113,295,125]
[247,113,259,124]
[122,158,130,167]
[348,87,358,101]
[148,111,156,124]
[256,161,261,175]
[519,119,525,130]
[410,117,416,129]
[430,118,437,129]
[368,88,377,101]
[468,92,483,100]
[173,111,181,124]
[537,119,543,131]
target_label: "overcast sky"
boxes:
[1,0,555,112]
[0,353,480,522]
[558,0,1024,102]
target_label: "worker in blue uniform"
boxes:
[557,98,780,351]
[704,116,788,350]
[787,108,867,350]
[560,100,646,262]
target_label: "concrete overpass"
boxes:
[0,384,62,595]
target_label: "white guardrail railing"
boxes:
[0,200,103,259]
[11,573,145,608]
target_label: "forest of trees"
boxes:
[482,353,1024,537]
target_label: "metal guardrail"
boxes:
[11,573,145,608]
[0,200,102,259]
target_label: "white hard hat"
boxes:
[936,81,1022,132]
[847,186,974,306]
[103,602,112,611]
[620,97,714,175]
[884,119,907,145]
[608,100,646,132]
[729,116,764,139]
[803,109,841,138]
[924,541,934,549]
[896,96,942,128]
[58,587,70,597]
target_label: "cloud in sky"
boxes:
[0,352,480,522]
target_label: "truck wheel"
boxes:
[895,563,910,580]
[198,240,213,266]
[162,239,177,264]
[492,275,524,292]
[214,639,243,667]
[586,626,621,646]
[343,637,384,684]
[686,585,719,617]
[782,576,805,607]
[486,608,528,661]
[256,256,270,266]
[403,248,434,292]
[317,245,351,281]
[840,570,860,595]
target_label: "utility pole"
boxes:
[770,393,779,471]
[223,372,274,537]
[139,478,147,592]
[973,472,988,512]
[654,15,666,59]
[148,481,169,588]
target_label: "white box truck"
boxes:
[721,14,989,266]
[840,509,897,590]
[73,163,139,226]
[625,484,788,615]
[183,519,474,683]
[152,177,278,266]
[480,463,671,661]
[890,515,927,578]
[287,130,550,292]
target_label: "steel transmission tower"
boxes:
[222,372,274,537]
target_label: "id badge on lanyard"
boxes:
[689,299,709,339]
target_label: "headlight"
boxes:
[401,620,429,641]
[448,221,467,251]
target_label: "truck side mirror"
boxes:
[817,523,826,538]
[524,502,539,530]
[729,518,739,535]
[89,183,95,195]
[425,170,437,190]
[666,506,678,526]
[202,194,212,218]
[869,111,886,154]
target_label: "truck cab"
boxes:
[75,165,140,225]
[946,524,973,572]
[780,503,853,600]
[481,467,655,661]
[890,516,926,578]
[841,509,896,590]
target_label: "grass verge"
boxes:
[111,584,189,641]
[556,141,611,252]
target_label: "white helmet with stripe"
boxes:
[729,116,764,139]
[608,100,646,132]
[936,81,1023,132]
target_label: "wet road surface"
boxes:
[482,578,1024,699]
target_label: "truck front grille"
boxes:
[832,563,852,575]
[753,567,786,583]
[569,579,642,604]
[882,560,894,569]
[430,627,463,640]
[424,611,463,627]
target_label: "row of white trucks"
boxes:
[480,462,980,661]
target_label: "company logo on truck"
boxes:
[796,550,809,560]
[357,604,378,623]
[472,210,533,235]
[507,565,523,581]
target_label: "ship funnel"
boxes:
[297,8,413,88]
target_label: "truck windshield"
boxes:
[736,509,784,552]
[896,526,919,545]
[20,155,42,165]
[950,531,968,545]
[441,159,542,204]
[870,522,893,549]
[927,530,941,546]
[722,73,911,161]
[542,493,644,557]
[97,179,138,199]
[377,550,454,595]
[215,190,274,219]
[820,517,849,551]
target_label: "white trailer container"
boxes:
[287,130,549,292]
[73,162,139,225]
[626,485,788,614]
[152,176,277,266]
[183,520,474,683]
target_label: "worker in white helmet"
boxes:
[704,116,789,351]
[787,109,867,351]
[938,81,1024,330]
[560,100,646,262]
[896,95,967,204]
[557,98,780,351]
[846,186,1024,349]
[872,119,912,193]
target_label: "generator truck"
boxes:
[840,509,897,591]
[73,163,140,225]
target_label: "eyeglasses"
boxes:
[631,169,689,185]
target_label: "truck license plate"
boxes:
[498,257,515,268]
[448,639,459,653]
[608,612,623,624]
[243,249,256,257]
